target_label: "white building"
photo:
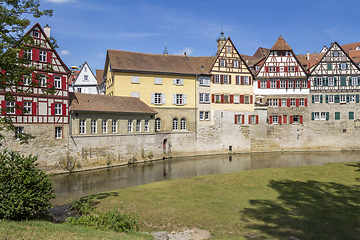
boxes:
[69,62,99,94]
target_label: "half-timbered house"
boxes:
[254,35,309,125]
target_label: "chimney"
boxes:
[307,51,310,61]
[44,24,51,38]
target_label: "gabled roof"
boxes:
[187,56,216,74]
[73,62,97,86]
[96,69,104,85]
[253,47,270,58]
[271,35,292,51]
[307,52,325,69]
[22,23,70,73]
[341,42,360,54]
[69,92,157,114]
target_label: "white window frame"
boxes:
[204,111,210,120]
[341,63,346,70]
[136,119,141,132]
[293,115,300,124]
[91,119,97,134]
[55,127,62,139]
[180,118,186,130]
[131,76,140,84]
[340,95,346,103]
[352,77,358,86]
[314,112,320,120]
[154,78,162,85]
[233,60,238,68]
[102,119,107,133]
[54,76,61,88]
[295,80,301,89]
[302,80,307,89]
[199,77,210,86]
[23,75,31,85]
[299,98,305,106]
[33,31,39,38]
[144,120,149,132]
[350,94,356,103]
[328,77,334,86]
[39,51,46,62]
[321,112,326,120]
[328,95,334,103]
[215,74,220,83]
[270,81,276,89]
[55,103,62,115]
[199,111,204,120]
[223,75,229,84]
[6,101,15,114]
[244,95,250,104]
[155,118,161,132]
[280,81,286,89]
[288,81,294,88]
[251,115,256,124]
[261,80,266,89]
[272,115,278,124]
[25,49,32,60]
[79,119,86,134]
[39,74,46,87]
[112,119,117,133]
[314,95,320,103]
[154,93,163,104]
[220,59,225,67]
[234,95,239,104]
[131,92,140,98]
[290,98,296,106]
[24,102,31,114]
[316,78,322,86]
[173,78,183,86]
[244,76,249,85]
[127,120,133,133]
[172,118,178,130]
[333,51,339,57]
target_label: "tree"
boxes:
[0,0,54,143]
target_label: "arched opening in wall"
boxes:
[180,118,186,130]
[163,139,167,154]
[172,118,178,130]
[155,118,161,132]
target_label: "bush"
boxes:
[0,150,56,220]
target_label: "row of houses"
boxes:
[2,23,360,169]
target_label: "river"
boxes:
[50,151,360,206]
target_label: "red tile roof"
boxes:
[69,92,157,114]
[95,69,104,85]
[341,42,360,54]
[271,35,292,51]
[187,56,216,74]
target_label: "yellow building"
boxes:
[103,50,198,132]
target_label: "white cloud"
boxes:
[59,50,70,56]
[44,0,75,3]
[174,47,195,56]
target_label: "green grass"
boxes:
[3,162,360,239]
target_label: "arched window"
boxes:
[180,118,186,130]
[155,118,161,132]
[172,118,178,130]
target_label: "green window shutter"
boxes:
[314,77,317,86]
[327,63,332,70]
[322,77,325,86]
[312,95,315,103]
[349,111,354,120]
[320,95,323,103]
[335,112,340,120]
[347,94,350,103]
[334,77,337,86]
[312,112,314,120]
[341,77,346,86]
[326,95,328,103]
[335,95,340,103]
[349,77,352,86]
[356,94,359,103]
[339,64,341,69]
[326,112,329,120]
[346,63,348,69]
[325,77,328,86]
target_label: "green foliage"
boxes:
[70,196,94,216]
[0,150,56,220]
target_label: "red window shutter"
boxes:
[279,116,282,124]
[295,66,299,72]
[47,51,52,64]
[220,75,224,84]
[287,98,291,107]
[242,115,244,124]
[48,75,54,88]
[258,80,261,88]
[32,102,37,115]
[278,98,282,106]
[230,94,234,103]
[15,101,23,114]
[265,66,269,72]
[212,75,215,83]
[256,115,259,124]
[300,115,303,124]
[1,101,6,114]
[269,116,273,124]
[276,67,280,72]
[296,98,299,107]
[62,76,67,90]
[234,115,237,124]
[211,94,215,103]
[250,95,253,104]
[51,103,55,115]
[283,115,287,124]
[32,72,38,84]
[32,49,39,61]
[229,75,231,84]
[249,76,252,85]
[221,94,224,103]
[305,98,307,106]
[276,80,280,88]
[240,95,244,104]
[249,115,251,124]
[62,104,66,116]
[308,80,310,88]
[290,115,293,124]
[241,76,244,85]
[284,66,288,72]
[19,49,24,58]
[266,81,270,88]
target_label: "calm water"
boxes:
[50,151,360,206]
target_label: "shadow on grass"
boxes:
[346,163,360,172]
[242,180,360,239]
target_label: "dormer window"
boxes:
[84,75,88,81]
[33,31,40,38]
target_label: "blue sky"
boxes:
[27,0,360,72]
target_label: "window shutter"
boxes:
[283,115,287,124]
[256,115,259,124]
[346,63,348,69]
[290,115,293,124]
[19,49,24,58]
[276,67,279,72]
[325,77,328,86]
[162,93,166,104]
[51,103,55,115]
[242,115,244,124]
[277,98,281,106]
[173,94,176,105]
[221,94,224,103]
[229,75,231,84]
[241,76,244,85]
[356,94,359,103]
[32,49,39,61]
[32,72,38,84]
[234,115,237,124]
[320,95,323,103]
[258,80,261,88]
[240,95,244,104]
[305,98,307,106]
[62,104,66,116]
[325,95,328,103]
[62,76,67,90]
[212,94,215,103]
[308,80,310,88]
[279,116,282,124]
[47,52,52,64]
[220,75,224,84]
[287,98,290,107]
[173,79,177,85]
[269,116,273,124]
[335,95,339,103]
[300,115,303,124]
[265,66,269,72]
[311,112,314,120]
[276,80,280,88]
[266,81,270,88]
[249,76,252,85]
[180,79,184,85]
[312,95,315,103]
[230,94,234,103]
[212,75,215,83]
[286,80,289,89]
[295,66,299,72]
[296,98,299,107]
[15,101,23,114]
[248,115,251,124]
[250,95,253,104]
[1,101,6,114]
[32,102,37,115]
[48,75,54,88]
[349,77,352,86]
[151,93,155,104]
[334,77,337,86]
[183,94,187,105]
[326,112,329,120]
[314,77,317,86]
[346,94,350,103]
[284,66,288,72]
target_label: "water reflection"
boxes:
[50,151,360,206]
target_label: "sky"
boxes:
[25,0,360,72]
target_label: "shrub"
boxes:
[0,150,56,220]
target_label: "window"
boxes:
[335,112,340,120]
[316,78,323,86]
[340,63,347,70]
[293,115,300,124]
[199,77,210,86]
[328,95,334,103]
[205,111,210,120]
[15,127,23,140]
[39,51,46,62]
[155,118,161,132]
[314,112,320,120]
[172,118,178,130]
[54,76,61,88]
[244,76,249,85]
[350,95,356,103]
[268,98,278,107]
[131,92,140,98]
[281,81,286,88]
[24,49,32,60]
[199,93,210,103]
[234,60,239,68]
[352,77,358,86]
[173,78,183,85]
[223,75,229,84]
[270,81,276,89]
[314,95,320,103]
[295,81,301,88]
[127,120,133,133]
[215,94,221,103]
[220,59,225,67]
[251,115,256,124]
[281,98,287,107]
[153,93,163,104]
[91,119,97,134]
[340,95,346,103]
[328,77,334,86]
[84,75,88,81]
[290,98,296,106]
[102,119,107,133]
[199,111,204,120]
[288,80,294,88]
[39,75,46,87]
[55,103,62,115]
[261,80,266,89]
[333,51,339,57]
[144,120,149,132]
[288,66,295,72]
[112,119,117,133]
[227,46,231,53]
[272,115,278,124]
[321,112,326,120]
[223,94,229,103]
[269,66,276,72]
[236,114,242,124]
[244,95,250,104]
[299,98,305,106]
[327,63,332,70]
[234,95,239,104]
[23,75,31,85]
[180,118,186,130]
[154,78,162,84]
[6,101,15,114]
[175,94,185,105]
[24,102,31,114]
[33,31,39,38]
[215,74,220,83]
[79,119,86,134]
[77,88,81,93]
[131,76,140,83]
[55,127,62,139]
[302,80,307,89]
[135,120,141,132]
